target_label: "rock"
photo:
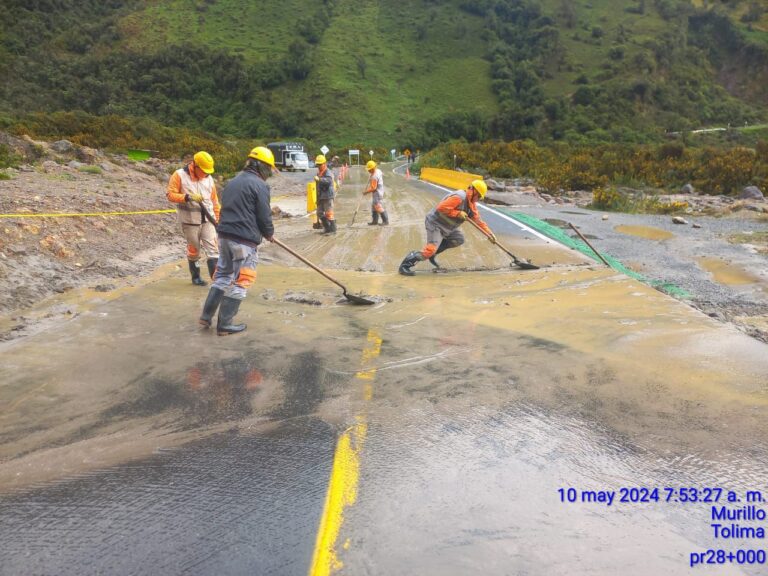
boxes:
[740,186,764,200]
[67,160,85,170]
[77,146,101,164]
[42,160,59,173]
[601,214,609,220]
[681,183,695,195]
[486,179,505,191]
[99,162,113,172]
[692,223,702,229]
[672,216,688,224]
[51,140,74,154]
[18,164,34,172]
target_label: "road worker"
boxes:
[199,146,275,335]
[166,151,220,286]
[314,154,338,234]
[363,160,389,225]
[398,179,496,276]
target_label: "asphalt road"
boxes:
[1,165,766,576]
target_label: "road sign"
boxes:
[320,145,329,155]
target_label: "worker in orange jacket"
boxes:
[166,151,221,286]
[398,179,496,275]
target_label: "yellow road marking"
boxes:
[309,329,382,576]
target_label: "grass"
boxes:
[78,165,103,175]
[728,230,768,255]
[537,0,672,97]
[115,0,495,147]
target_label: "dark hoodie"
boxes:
[216,165,274,246]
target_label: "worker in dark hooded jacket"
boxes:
[198,146,276,335]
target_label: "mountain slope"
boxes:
[0,0,766,148]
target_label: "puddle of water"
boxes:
[614,224,674,241]
[698,257,764,286]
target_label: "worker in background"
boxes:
[398,179,496,276]
[315,154,338,234]
[166,151,220,286]
[198,146,275,335]
[364,160,389,226]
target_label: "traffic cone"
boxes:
[406,166,410,179]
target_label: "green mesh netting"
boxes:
[501,209,691,298]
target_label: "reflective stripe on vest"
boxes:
[176,168,216,218]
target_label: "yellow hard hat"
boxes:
[248,146,275,168]
[366,160,377,171]
[471,179,488,199]
[315,154,327,165]
[193,151,215,174]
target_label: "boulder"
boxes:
[51,140,74,154]
[67,160,85,170]
[76,146,101,164]
[740,186,764,201]
[681,183,695,195]
[486,178,505,191]
[672,216,688,225]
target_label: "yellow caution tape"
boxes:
[1,196,295,218]
[0,209,176,218]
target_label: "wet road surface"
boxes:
[1,166,767,575]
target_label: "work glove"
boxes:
[488,232,497,244]
[187,192,204,203]
[458,211,468,220]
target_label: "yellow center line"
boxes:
[309,329,382,576]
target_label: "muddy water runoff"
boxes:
[0,168,767,575]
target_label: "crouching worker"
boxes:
[398,179,496,276]
[199,147,276,335]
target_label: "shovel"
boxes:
[349,193,365,227]
[272,238,376,305]
[200,202,375,304]
[466,218,539,270]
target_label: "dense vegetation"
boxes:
[419,138,768,197]
[1,0,767,154]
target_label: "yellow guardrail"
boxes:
[419,167,483,191]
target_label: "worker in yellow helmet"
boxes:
[166,151,220,286]
[398,179,496,276]
[314,154,338,234]
[363,160,388,225]
[198,146,276,335]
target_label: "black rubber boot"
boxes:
[380,211,389,226]
[428,239,450,268]
[217,296,246,336]
[398,251,423,276]
[312,220,323,230]
[328,220,337,233]
[199,286,224,328]
[321,217,331,233]
[189,260,207,286]
[206,257,217,279]
[367,211,379,225]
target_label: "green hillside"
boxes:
[1,0,766,150]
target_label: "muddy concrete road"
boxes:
[1,167,767,575]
